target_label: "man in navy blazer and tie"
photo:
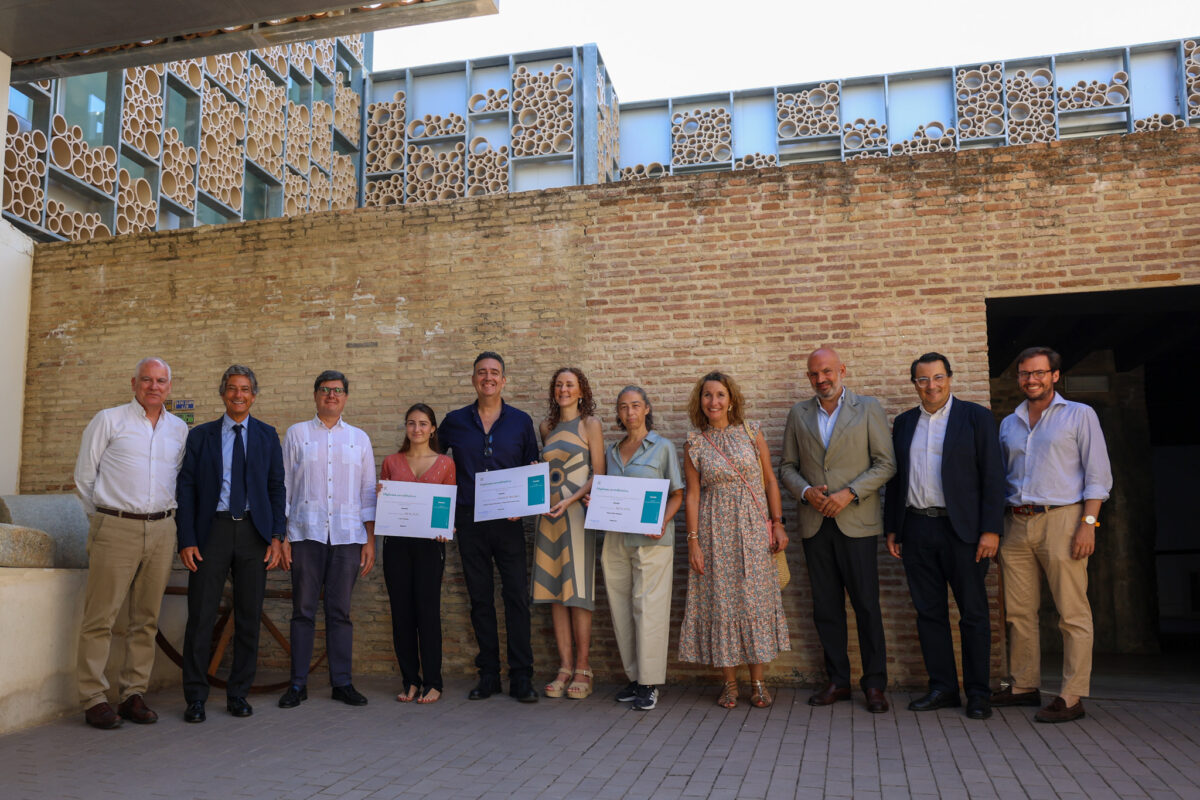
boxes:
[884,352,1005,720]
[176,365,286,723]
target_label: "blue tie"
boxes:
[230,423,246,516]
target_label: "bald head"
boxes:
[806,347,847,404]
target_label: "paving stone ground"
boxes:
[2,677,1198,800]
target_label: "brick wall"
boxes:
[22,128,1200,690]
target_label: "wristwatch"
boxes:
[1082,515,1099,527]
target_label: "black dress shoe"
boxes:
[865,688,890,713]
[468,676,502,700]
[908,689,962,712]
[183,701,206,723]
[85,701,123,729]
[808,683,852,706]
[279,685,307,708]
[332,684,368,706]
[226,697,253,717]
[966,695,993,720]
[510,678,539,703]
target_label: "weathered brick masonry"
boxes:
[21,129,1200,689]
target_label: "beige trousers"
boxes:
[77,512,176,708]
[1000,504,1093,698]
[601,537,674,686]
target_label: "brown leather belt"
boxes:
[1008,504,1064,516]
[97,506,174,521]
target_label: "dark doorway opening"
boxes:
[986,284,1200,696]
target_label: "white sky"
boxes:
[374,0,1200,102]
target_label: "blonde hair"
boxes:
[687,371,745,429]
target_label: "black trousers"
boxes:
[901,512,991,698]
[455,507,533,681]
[289,539,361,688]
[383,536,446,692]
[802,517,888,691]
[181,516,267,703]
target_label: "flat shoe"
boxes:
[395,685,418,703]
[1035,696,1085,723]
[717,680,738,709]
[990,686,1042,707]
[416,687,441,704]
[85,701,123,729]
[749,680,773,708]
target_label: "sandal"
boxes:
[566,669,594,699]
[416,687,441,705]
[717,680,738,709]
[750,680,773,708]
[544,667,572,698]
[395,684,418,703]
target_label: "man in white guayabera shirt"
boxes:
[74,357,187,729]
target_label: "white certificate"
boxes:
[473,462,551,522]
[375,480,457,539]
[584,474,672,536]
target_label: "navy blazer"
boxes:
[176,415,286,551]
[884,397,1005,544]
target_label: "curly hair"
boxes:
[687,371,745,429]
[546,367,597,427]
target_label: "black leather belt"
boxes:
[908,506,949,518]
[97,507,173,521]
[215,510,252,521]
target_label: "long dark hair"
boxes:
[545,367,597,427]
[399,403,442,453]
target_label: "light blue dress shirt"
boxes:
[999,392,1113,506]
[217,414,250,513]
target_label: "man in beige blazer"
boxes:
[780,347,896,712]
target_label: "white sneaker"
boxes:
[632,685,658,711]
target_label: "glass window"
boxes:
[8,88,34,122]
[242,169,277,220]
[166,84,198,148]
[196,199,233,227]
[59,72,108,147]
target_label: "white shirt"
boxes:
[906,394,952,510]
[74,399,188,515]
[283,415,376,545]
[1000,392,1112,506]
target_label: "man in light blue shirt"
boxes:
[992,346,1112,724]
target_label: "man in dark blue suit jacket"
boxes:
[884,353,1005,720]
[176,365,286,723]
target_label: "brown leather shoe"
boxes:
[990,686,1042,707]
[84,701,123,729]
[865,688,889,713]
[117,694,158,724]
[807,683,851,706]
[1034,696,1085,723]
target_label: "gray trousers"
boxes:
[289,539,361,688]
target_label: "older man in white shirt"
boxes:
[278,370,377,709]
[74,357,188,729]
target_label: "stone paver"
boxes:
[1,681,1198,799]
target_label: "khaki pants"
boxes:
[77,513,176,708]
[601,536,673,686]
[1000,504,1093,698]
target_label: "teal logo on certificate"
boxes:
[640,491,663,524]
[430,496,452,529]
[527,474,546,506]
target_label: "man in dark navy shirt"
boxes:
[439,351,540,702]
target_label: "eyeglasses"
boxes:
[1017,369,1052,380]
[914,374,948,387]
[483,434,493,458]
[316,387,346,396]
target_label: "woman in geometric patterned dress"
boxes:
[678,371,790,709]
[531,367,606,700]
